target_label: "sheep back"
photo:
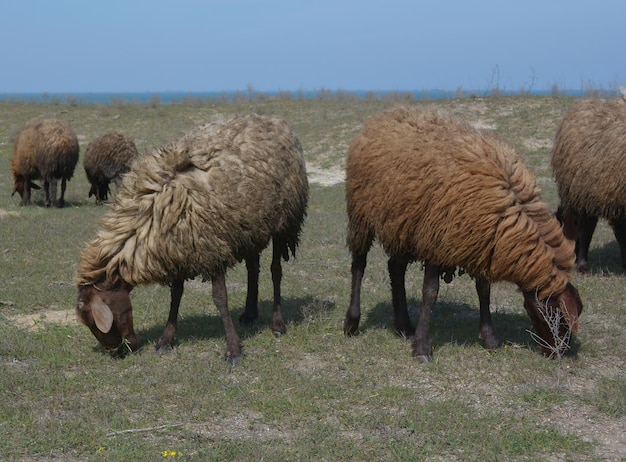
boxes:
[346,106,574,299]
[76,114,308,287]
[10,118,79,185]
[551,98,626,221]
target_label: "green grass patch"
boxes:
[0,97,624,460]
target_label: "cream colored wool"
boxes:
[551,98,626,220]
[346,106,574,299]
[76,114,308,288]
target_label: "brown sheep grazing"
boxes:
[551,94,626,273]
[10,118,79,207]
[344,106,583,361]
[75,114,309,363]
[83,132,139,203]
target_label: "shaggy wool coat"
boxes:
[346,106,575,300]
[76,114,308,287]
[551,98,626,221]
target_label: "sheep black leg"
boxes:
[609,218,626,271]
[388,255,415,336]
[576,215,598,273]
[23,182,32,206]
[476,276,500,349]
[58,177,67,208]
[43,180,52,207]
[156,279,184,351]
[212,272,243,364]
[412,262,438,362]
[270,240,286,336]
[344,253,367,335]
[239,253,260,326]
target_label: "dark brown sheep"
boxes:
[551,95,626,273]
[75,114,308,363]
[83,132,139,203]
[10,118,79,207]
[344,106,583,361]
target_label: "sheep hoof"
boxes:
[272,330,283,338]
[414,354,433,364]
[225,354,241,366]
[156,344,174,354]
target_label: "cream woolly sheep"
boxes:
[10,118,79,207]
[83,132,139,203]
[551,95,626,273]
[344,106,583,361]
[75,114,308,362]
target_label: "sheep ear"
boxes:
[92,297,114,333]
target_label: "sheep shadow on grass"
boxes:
[360,298,581,357]
[132,295,324,354]
[584,240,625,275]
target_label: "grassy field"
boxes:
[0,96,624,461]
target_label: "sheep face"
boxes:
[522,283,583,357]
[11,176,41,203]
[76,284,137,355]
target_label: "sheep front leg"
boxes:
[344,253,367,335]
[476,276,500,349]
[43,180,53,207]
[270,240,286,336]
[388,256,415,336]
[212,272,243,364]
[156,279,184,351]
[412,262,439,362]
[239,253,260,326]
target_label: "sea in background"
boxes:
[0,88,602,105]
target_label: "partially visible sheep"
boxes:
[551,94,626,273]
[344,106,583,361]
[83,132,139,203]
[10,118,79,207]
[75,114,309,362]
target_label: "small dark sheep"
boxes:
[83,132,139,203]
[10,118,79,207]
[551,94,626,273]
[344,106,583,361]
[75,114,309,362]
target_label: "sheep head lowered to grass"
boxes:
[551,93,626,273]
[10,118,79,207]
[343,106,583,361]
[75,114,309,362]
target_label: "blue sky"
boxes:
[1,0,624,93]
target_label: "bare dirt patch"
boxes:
[0,209,19,219]
[8,309,76,331]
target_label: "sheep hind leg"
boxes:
[269,239,286,337]
[412,262,439,362]
[58,177,67,207]
[576,215,598,273]
[156,279,184,352]
[388,255,415,337]
[609,218,626,271]
[239,253,260,326]
[476,276,500,349]
[212,272,243,364]
[344,253,367,336]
